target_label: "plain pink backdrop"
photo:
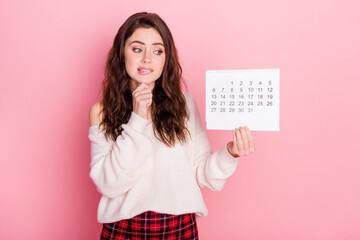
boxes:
[1,0,360,239]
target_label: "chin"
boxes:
[139,78,157,84]
[133,79,156,87]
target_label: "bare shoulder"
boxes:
[89,101,104,126]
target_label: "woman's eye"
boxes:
[132,48,142,53]
[154,50,163,55]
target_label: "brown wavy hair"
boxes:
[99,12,189,146]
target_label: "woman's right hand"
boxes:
[132,83,153,120]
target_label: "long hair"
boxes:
[100,12,189,146]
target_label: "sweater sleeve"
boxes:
[88,112,152,198]
[187,94,239,192]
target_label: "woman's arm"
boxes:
[187,94,255,191]
[88,102,152,198]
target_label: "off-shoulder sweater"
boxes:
[88,92,238,223]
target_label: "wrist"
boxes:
[226,142,239,158]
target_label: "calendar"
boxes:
[206,69,280,131]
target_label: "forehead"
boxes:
[126,27,164,44]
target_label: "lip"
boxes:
[137,67,153,75]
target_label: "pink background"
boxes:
[1,0,360,239]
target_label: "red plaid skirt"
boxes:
[100,211,199,240]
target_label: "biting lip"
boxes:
[137,67,153,74]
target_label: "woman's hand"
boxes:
[227,126,255,158]
[132,83,152,119]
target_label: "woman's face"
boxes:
[124,27,166,92]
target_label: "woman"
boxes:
[89,12,255,239]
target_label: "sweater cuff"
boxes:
[126,112,150,132]
[216,146,239,179]
[219,145,240,161]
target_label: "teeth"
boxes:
[139,69,150,72]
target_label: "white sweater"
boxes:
[88,92,238,223]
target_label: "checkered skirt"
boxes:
[100,211,199,240]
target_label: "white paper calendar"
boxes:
[206,69,280,131]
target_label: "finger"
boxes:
[245,126,255,152]
[133,92,152,108]
[135,97,152,109]
[134,82,148,92]
[146,97,153,106]
[232,129,237,146]
[133,87,151,97]
[235,128,244,155]
[231,130,239,155]
[137,82,149,89]
[133,90,152,103]
[132,83,149,95]
[240,126,249,153]
[133,92,152,101]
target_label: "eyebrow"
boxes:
[129,40,164,47]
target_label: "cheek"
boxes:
[157,57,166,71]
[124,53,137,70]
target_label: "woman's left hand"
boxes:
[227,126,255,158]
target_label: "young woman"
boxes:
[89,12,255,239]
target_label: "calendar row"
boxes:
[210,94,274,100]
[210,100,274,108]
[210,107,259,113]
[211,87,275,94]
[220,80,274,87]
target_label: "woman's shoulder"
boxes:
[89,100,104,126]
[181,90,200,119]
[182,90,196,106]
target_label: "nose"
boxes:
[141,50,151,63]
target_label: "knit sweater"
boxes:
[88,92,239,223]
